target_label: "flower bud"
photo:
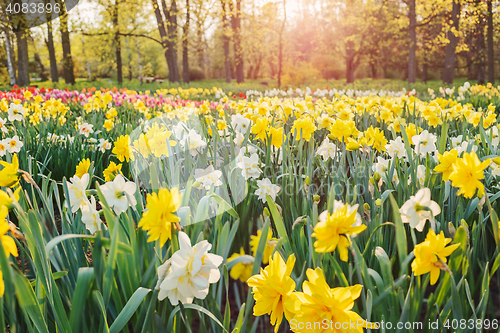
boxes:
[313,195,320,203]
[264,207,270,217]
[305,176,310,185]
[373,172,381,182]
[375,199,382,206]
[364,203,371,210]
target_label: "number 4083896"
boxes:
[6,2,61,14]
[444,319,499,330]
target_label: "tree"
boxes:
[487,0,494,83]
[59,0,76,85]
[443,0,461,84]
[183,0,190,83]
[152,0,180,82]
[220,0,231,82]
[408,0,416,83]
[277,0,285,87]
[230,0,243,82]
[16,29,30,86]
[45,20,58,83]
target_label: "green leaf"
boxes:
[13,270,50,333]
[30,271,68,286]
[45,234,132,255]
[389,194,408,272]
[69,268,95,333]
[266,195,293,256]
[167,303,228,332]
[109,287,151,333]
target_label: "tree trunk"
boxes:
[3,29,16,85]
[221,0,231,83]
[81,33,91,80]
[46,21,59,83]
[112,0,122,85]
[277,0,285,88]
[59,1,75,85]
[477,9,486,85]
[196,21,205,76]
[183,0,190,83]
[135,36,143,83]
[442,0,460,84]
[487,0,494,83]
[152,0,180,82]
[408,0,416,84]
[346,41,355,83]
[126,37,132,81]
[253,54,261,79]
[422,62,428,83]
[162,0,180,82]
[16,30,30,86]
[231,0,244,83]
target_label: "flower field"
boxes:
[2,82,500,332]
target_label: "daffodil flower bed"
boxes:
[0,82,500,332]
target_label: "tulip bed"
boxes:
[1,83,500,332]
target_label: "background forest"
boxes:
[0,0,499,88]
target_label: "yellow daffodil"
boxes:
[0,155,21,188]
[103,161,122,182]
[434,149,459,181]
[292,117,317,142]
[0,187,21,210]
[227,248,253,282]
[288,268,370,333]
[112,135,131,162]
[411,229,459,285]
[449,152,490,198]
[247,252,296,333]
[250,229,278,264]
[312,205,366,261]
[0,206,18,258]
[75,158,91,178]
[138,188,182,246]
[251,117,269,141]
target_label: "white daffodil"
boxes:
[233,132,245,148]
[400,188,441,232]
[194,165,223,190]
[236,153,262,180]
[412,130,437,156]
[157,231,223,305]
[78,123,94,137]
[385,137,407,159]
[180,129,207,157]
[231,113,251,133]
[6,135,23,154]
[68,174,90,213]
[454,140,478,156]
[486,126,500,149]
[81,196,101,233]
[408,164,426,187]
[316,138,337,161]
[0,118,8,134]
[99,174,137,215]
[255,178,280,203]
[8,103,25,122]
[450,135,463,149]
[0,139,8,157]
[97,139,112,153]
